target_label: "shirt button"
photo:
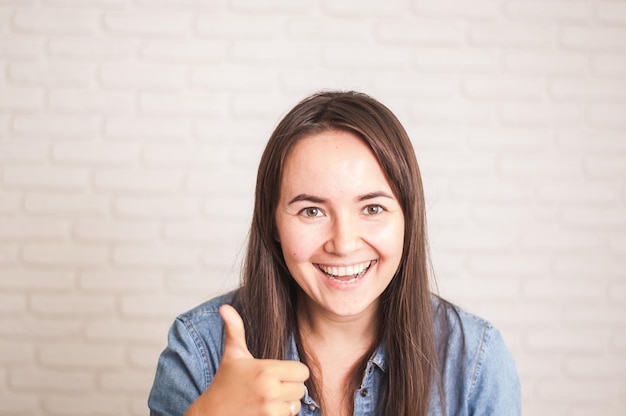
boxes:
[360,388,369,397]
[308,404,316,411]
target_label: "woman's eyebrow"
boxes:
[288,194,326,205]
[357,191,395,202]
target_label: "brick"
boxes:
[498,153,582,179]
[3,166,90,191]
[113,245,199,268]
[0,392,39,415]
[10,367,95,392]
[608,282,626,304]
[103,12,190,37]
[550,78,626,101]
[563,304,626,327]
[12,114,100,139]
[230,0,312,14]
[139,92,228,117]
[536,180,620,205]
[42,0,127,9]
[566,354,626,378]
[120,294,198,318]
[164,220,247,244]
[522,278,604,302]
[53,141,140,165]
[104,117,191,141]
[0,269,75,290]
[114,195,201,218]
[462,75,544,100]
[476,303,562,327]
[608,235,626,256]
[505,0,590,22]
[0,341,35,365]
[8,62,95,87]
[13,8,98,35]
[409,99,493,124]
[195,13,279,38]
[285,17,369,41]
[48,36,133,61]
[498,102,581,127]
[0,35,42,61]
[416,149,496,176]
[449,178,534,202]
[503,50,588,75]
[74,219,159,242]
[588,103,626,128]
[31,293,116,316]
[80,270,162,292]
[553,254,625,280]
[514,353,562,377]
[321,0,404,17]
[0,87,44,110]
[278,69,370,96]
[438,277,520,301]
[611,330,626,351]
[195,118,270,143]
[48,89,134,114]
[0,139,49,162]
[0,217,67,241]
[414,0,499,19]
[0,244,19,265]
[557,129,626,154]
[561,206,626,229]
[166,271,237,294]
[0,293,26,314]
[25,193,110,216]
[127,345,164,368]
[85,318,169,343]
[467,252,550,277]
[560,26,626,51]
[0,191,21,213]
[518,228,603,253]
[376,19,463,46]
[140,40,225,63]
[22,244,108,267]
[230,93,294,119]
[372,72,457,97]
[537,379,619,402]
[142,143,230,166]
[0,316,82,338]
[99,63,186,89]
[412,48,497,72]
[467,126,550,152]
[94,168,184,193]
[203,195,253,219]
[593,53,626,76]
[525,328,609,352]
[596,1,626,25]
[100,368,154,392]
[430,226,515,252]
[230,41,317,68]
[40,342,125,367]
[133,0,221,9]
[190,67,271,91]
[43,394,126,416]
[186,171,255,195]
[469,22,553,48]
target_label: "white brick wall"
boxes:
[0,1,624,415]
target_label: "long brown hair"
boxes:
[233,91,440,415]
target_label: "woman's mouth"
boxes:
[316,261,373,283]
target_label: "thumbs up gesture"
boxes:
[184,305,310,416]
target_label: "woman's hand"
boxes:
[184,305,310,416]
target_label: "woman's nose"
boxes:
[323,215,361,255]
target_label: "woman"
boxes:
[148,91,521,416]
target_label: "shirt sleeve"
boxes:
[467,325,522,416]
[148,317,211,416]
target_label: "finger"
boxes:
[219,304,253,360]
[260,360,310,383]
[287,400,301,416]
[278,381,306,402]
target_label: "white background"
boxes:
[0,0,625,415]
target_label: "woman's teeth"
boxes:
[319,261,372,281]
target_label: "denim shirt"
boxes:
[148,292,521,416]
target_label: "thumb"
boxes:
[220,304,253,361]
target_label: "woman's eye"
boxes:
[363,205,384,215]
[300,207,323,218]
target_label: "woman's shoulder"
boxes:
[431,294,494,344]
[173,290,237,337]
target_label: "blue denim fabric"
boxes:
[148,291,521,416]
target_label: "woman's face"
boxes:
[275,130,405,321]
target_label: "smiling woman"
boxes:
[148,91,521,416]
